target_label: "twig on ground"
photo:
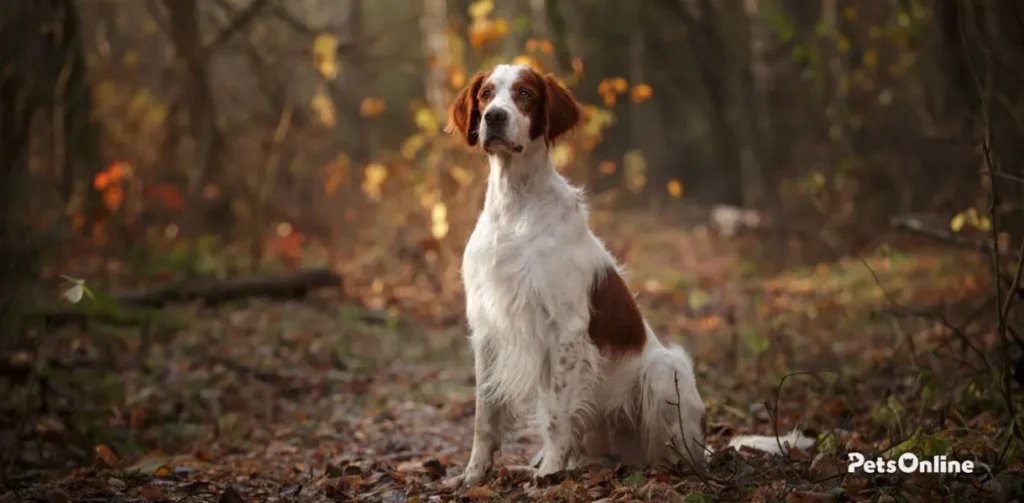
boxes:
[667,370,718,484]
[958,1,1024,449]
[861,257,995,370]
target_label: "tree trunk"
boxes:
[744,0,772,205]
[544,0,573,72]
[421,0,451,121]
[340,0,369,165]
[0,0,100,339]
[164,0,229,231]
[497,1,529,58]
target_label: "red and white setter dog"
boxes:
[444,64,808,488]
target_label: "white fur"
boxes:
[726,430,816,455]
[449,65,709,489]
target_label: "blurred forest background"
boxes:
[3,0,1024,500]
[2,0,1020,315]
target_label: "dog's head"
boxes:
[446,64,582,155]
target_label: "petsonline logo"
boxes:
[847,452,975,474]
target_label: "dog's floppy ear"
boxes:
[541,74,582,144]
[446,72,488,146]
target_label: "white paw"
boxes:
[535,460,565,480]
[444,463,489,490]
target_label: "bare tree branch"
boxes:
[204,0,273,54]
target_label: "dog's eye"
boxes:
[480,89,491,100]
[518,88,531,98]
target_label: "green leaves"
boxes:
[685,492,714,503]
[883,425,951,459]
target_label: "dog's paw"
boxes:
[443,463,490,491]
[442,473,466,491]
[502,464,538,479]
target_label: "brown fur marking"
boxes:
[588,266,646,358]
[446,71,487,146]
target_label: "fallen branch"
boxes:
[890,215,1020,261]
[114,267,342,308]
[23,268,342,329]
[891,215,1024,298]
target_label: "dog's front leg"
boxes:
[536,327,596,478]
[447,337,505,489]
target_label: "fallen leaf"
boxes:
[140,485,162,500]
[338,475,362,489]
[197,445,215,462]
[107,477,127,491]
[786,491,836,503]
[94,444,119,468]
[219,485,246,503]
[463,486,495,499]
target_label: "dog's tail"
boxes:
[637,326,816,464]
[626,325,710,475]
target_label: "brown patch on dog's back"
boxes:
[588,267,646,358]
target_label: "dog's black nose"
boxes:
[484,109,508,126]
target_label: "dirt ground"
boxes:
[2,210,1021,502]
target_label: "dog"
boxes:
[443,64,810,489]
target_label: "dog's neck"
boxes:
[483,143,558,213]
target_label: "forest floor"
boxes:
[2,210,1023,502]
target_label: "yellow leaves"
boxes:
[94,80,117,106]
[359,97,386,118]
[450,68,466,89]
[862,50,878,69]
[310,86,335,126]
[897,10,911,28]
[571,57,585,77]
[836,34,851,54]
[525,38,554,54]
[470,18,509,47]
[598,77,630,107]
[445,27,466,71]
[123,50,140,69]
[449,165,474,186]
[667,179,684,198]
[312,33,340,79]
[400,134,427,160]
[468,0,494,19]
[581,106,615,137]
[950,208,991,233]
[323,154,350,196]
[417,188,450,239]
[551,144,574,171]
[598,77,629,95]
[511,55,542,72]
[629,83,653,103]
[598,161,617,175]
[414,108,440,136]
[361,163,388,201]
[623,149,647,193]
[419,187,441,210]
[430,202,449,240]
[466,0,506,47]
